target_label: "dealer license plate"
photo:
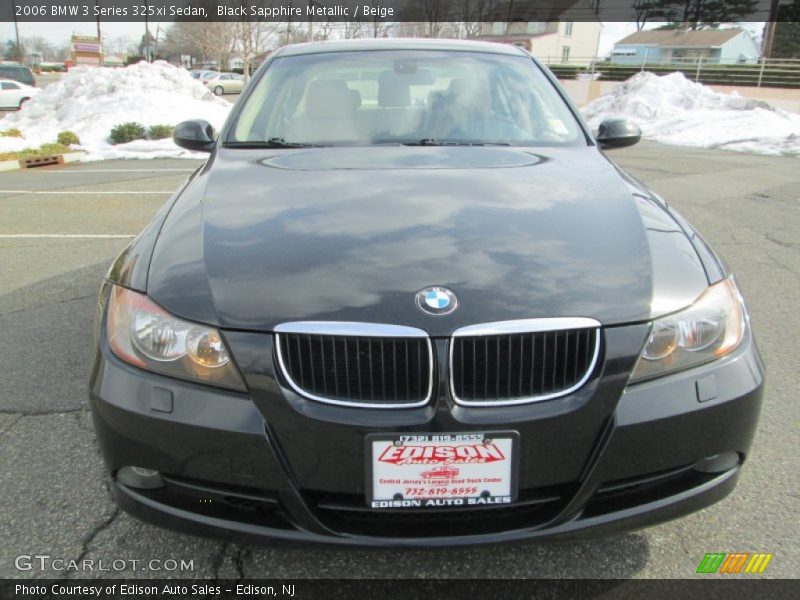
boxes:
[366,432,518,509]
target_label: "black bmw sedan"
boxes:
[89,39,764,545]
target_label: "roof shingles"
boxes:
[616,29,744,48]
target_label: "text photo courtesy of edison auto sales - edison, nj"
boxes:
[0,1,798,599]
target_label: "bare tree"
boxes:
[54,41,72,62]
[239,17,280,79]
[365,0,394,38]
[633,0,659,31]
[417,0,448,37]
[312,19,336,41]
[340,20,366,39]
[648,0,759,30]
[438,22,463,39]
[103,35,138,57]
[461,0,501,38]
[22,35,56,61]
[161,22,237,69]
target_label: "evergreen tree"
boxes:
[644,0,759,30]
[772,1,800,58]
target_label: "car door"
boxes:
[0,81,21,108]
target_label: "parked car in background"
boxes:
[206,72,245,95]
[0,64,36,87]
[0,78,39,109]
[191,70,219,85]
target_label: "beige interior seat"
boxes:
[373,71,425,139]
[285,80,362,143]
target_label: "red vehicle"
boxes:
[420,466,460,481]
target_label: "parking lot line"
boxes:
[0,190,174,194]
[0,234,135,238]
[38,169,196,173]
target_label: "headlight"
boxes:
[629,276,746,383]
[106,285,246,391]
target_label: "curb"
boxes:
[0,151,86,172]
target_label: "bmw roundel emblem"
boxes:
[416,286,458,316]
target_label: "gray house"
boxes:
[610,29,761,65]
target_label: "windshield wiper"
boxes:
[224,138,328,149]
[401,139,511,147]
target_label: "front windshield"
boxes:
[230,50,585,147]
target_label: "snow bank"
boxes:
[0,61,231,160]
[0,136,34,153]
[582,72,800,156]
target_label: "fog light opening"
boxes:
[693,452,740,474]
[117,466,165,489]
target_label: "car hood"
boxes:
[146,146,708,335]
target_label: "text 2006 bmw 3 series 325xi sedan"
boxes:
[89,39,764,546]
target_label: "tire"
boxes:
[18,97,30,109]
[214,86,224,96]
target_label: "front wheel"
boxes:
[213,86,224,96]
[18,97,30,109]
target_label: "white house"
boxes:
[610,29,761,65]
[474,20,602,65]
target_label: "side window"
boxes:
[1,81,20,90]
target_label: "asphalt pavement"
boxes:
[0,143,797,579]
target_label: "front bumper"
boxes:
[89,323,764,546]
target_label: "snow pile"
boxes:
[0,61,231,160]
[0,135,34,153]
[582,72,800,156]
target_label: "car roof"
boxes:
[275,37,529,58]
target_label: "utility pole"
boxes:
[761,0,780,58]
[12,0,23,63]
[95,0,101,41]
[144,0,150,62]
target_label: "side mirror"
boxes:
[596,118,642,149]
[173,120,216,152]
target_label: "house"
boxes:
[251,51,273,70]
[610,29,761,65]
[473,20,602,65]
